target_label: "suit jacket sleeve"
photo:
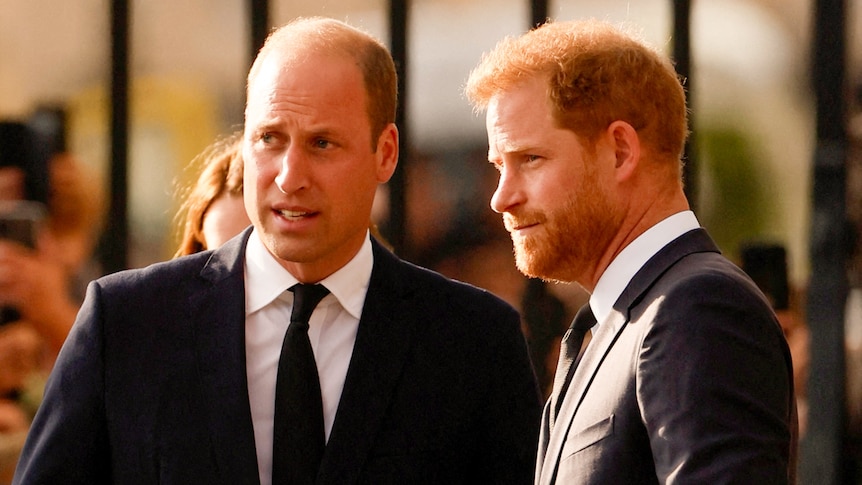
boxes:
[637,269,794,483]
[13,281,112,484]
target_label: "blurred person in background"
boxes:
[0,121,104,482]
[740,243,810,438]
[174,132,250,257]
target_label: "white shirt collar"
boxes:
[244,229,373,320]
[590,211,700,324]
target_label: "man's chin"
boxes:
[514,247,570,283]
[513,249,544,280]
[261,234,314,263]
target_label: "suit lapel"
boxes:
[614,228,719,312]
[317,240,417,484]
[191,229,260,483]
[538,228,720,485]
[535,400,553,484]
[539,309,628,485]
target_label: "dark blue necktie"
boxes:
[272,283,330,485]
[550,304,597,429]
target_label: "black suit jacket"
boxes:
[536,229,797,484]
[14,231,542,484]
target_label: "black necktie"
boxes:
[272,283,330,485]
[550,304,597,428]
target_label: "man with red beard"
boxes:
[467,19,797,484]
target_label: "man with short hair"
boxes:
[467,19,797,484]
[14,17,542,485]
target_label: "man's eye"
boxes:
[261,133,275,144]
[526,154,541,162]
[314,139,331,149]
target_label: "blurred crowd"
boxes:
[0,119,104,481]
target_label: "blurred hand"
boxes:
[0,240,67,322]
[0,399,28,434]
[0,239,77,352]
[0,322,41,397]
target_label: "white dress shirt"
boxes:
[589,211,700,325]
[244,229,372,485]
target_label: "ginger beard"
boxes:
[506,164,621,285]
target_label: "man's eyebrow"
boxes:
[251,119,281,133]
[496,141,534,155]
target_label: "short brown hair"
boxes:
[247,17,398,150]
[466,19,688,161]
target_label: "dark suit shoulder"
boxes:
[658,251,774,315]
[95,250,218,296]
[632,250,795,483]
[96,229,248,299]
[634,250,782,344]
[393,254,520,323]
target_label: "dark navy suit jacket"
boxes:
[536,229,797,484]
[14,230,542,484]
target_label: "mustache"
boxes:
[503,211,547,232]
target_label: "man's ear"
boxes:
[375,123,399,183]
[608,120,640,182]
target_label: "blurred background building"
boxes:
[1,0,861,482]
